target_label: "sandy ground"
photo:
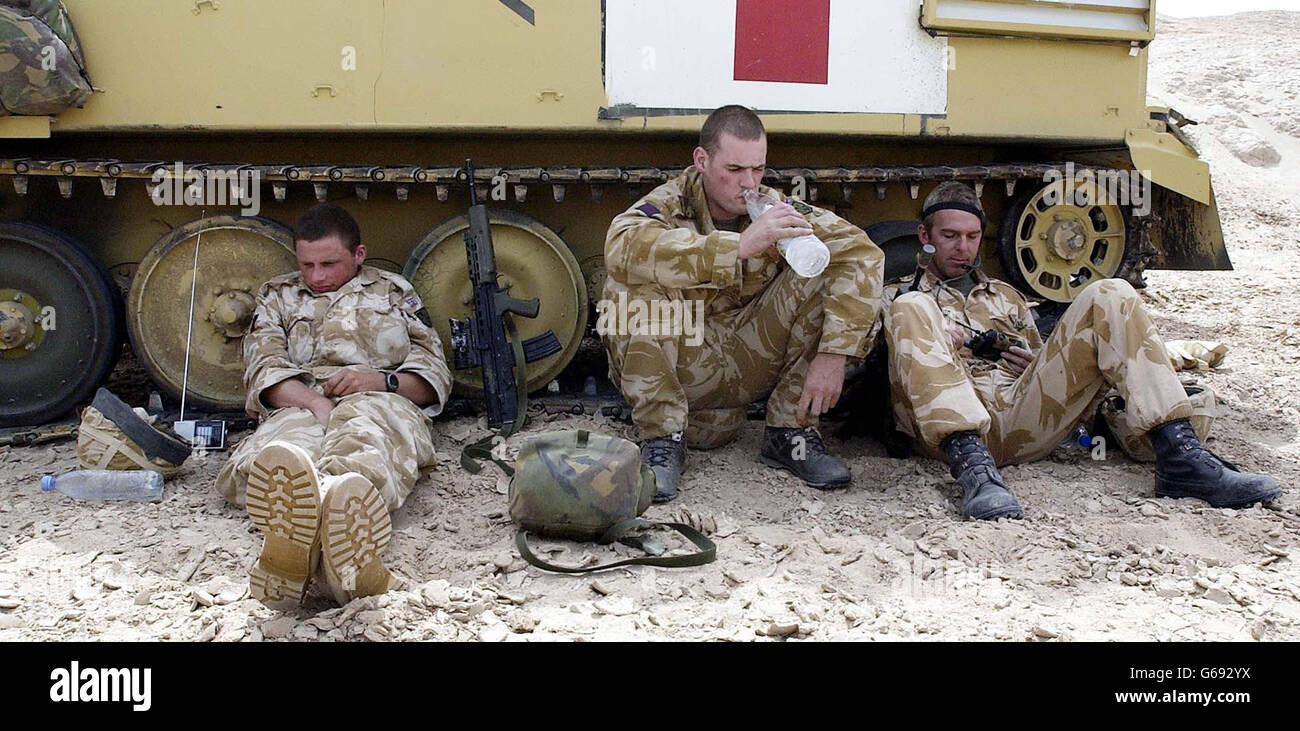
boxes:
[2,13,1298,642]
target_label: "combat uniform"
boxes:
[215,265,451,511]
[602,167,884,448]
[883,270,1193,464]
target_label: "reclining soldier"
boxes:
[214,203,450,605]
[602,105,885,501]
[884,181,1281,520]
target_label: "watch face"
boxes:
[386,372,399,392]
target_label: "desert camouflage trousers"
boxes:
[886,278,1193,464]
[604,267,825,449]
[214,391,436,510]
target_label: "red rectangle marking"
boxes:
[733,0,830,85]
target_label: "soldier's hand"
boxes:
[740,202,813,259]
[308,396,334,427]
[798,352,847,423]
[322,368,385,398]
[947,325,967,351]
[1000,346,1033,376]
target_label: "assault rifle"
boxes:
[449,159,561,434]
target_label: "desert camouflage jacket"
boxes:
[885,268,1044,397]
[604,167,884,358]
[242,265,451,419]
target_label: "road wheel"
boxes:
[0,222,122,427]
[127,216,296,412]
[998,178,1126,302]
[404,210,587,397]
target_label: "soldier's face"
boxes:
[693,132,767,220]
[295,233,366,293]
[919,210,984,280]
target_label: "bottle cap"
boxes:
[41,475,56,492]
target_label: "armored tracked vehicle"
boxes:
[0,0,1226,426]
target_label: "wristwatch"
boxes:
[384,371,399,393]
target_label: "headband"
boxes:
[921,201,986,223]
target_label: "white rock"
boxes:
[1204,587,1236,605]
[762,622,799,637]
[0,614,25,630]
[420,580,451,608]
[479,624,509,643]
[594,597,637,616]
[0,597,19,610]
[71,583,100,602]
[291,625,320,640]
[506,611,538,633]
[260,616,296,640]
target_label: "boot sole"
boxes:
[966,505,1023,521]
[321,474,394,606]
[246,442,321,605]
[760,455,851,490]
[1156,483,1282,509]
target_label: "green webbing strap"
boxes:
[460,313,529,476]
[514,521,718,574]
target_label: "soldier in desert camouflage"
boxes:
[214,203,450,606]
[884,181,1280,520]
[602,105,884,501]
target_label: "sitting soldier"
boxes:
[215,203,450,605]
[601,105,884,501]
[884,181,1280,520]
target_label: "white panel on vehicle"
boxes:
[605,0,948,115]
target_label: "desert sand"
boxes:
[1,12,1297,642]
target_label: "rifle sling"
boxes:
[460,312,529,476]
[515,521,717,574]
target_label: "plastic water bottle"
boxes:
[1059,425,1093,451]
[743,189,830,278]
[40,470,164,502]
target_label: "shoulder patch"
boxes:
[791,199,815,216]
[405,296,421,310]
[636,202,662,218]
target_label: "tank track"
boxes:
[0,157,1135,205]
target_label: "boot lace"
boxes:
[643,433,683,467]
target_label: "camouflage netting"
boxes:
[0,0,92,116]
[77,405,183,477]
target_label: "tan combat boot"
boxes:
[319,473,397,606]
[245,441,323,606]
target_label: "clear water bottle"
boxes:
[40,469,164,502]
[742,189,830,278]
[1059,425,1093,451]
